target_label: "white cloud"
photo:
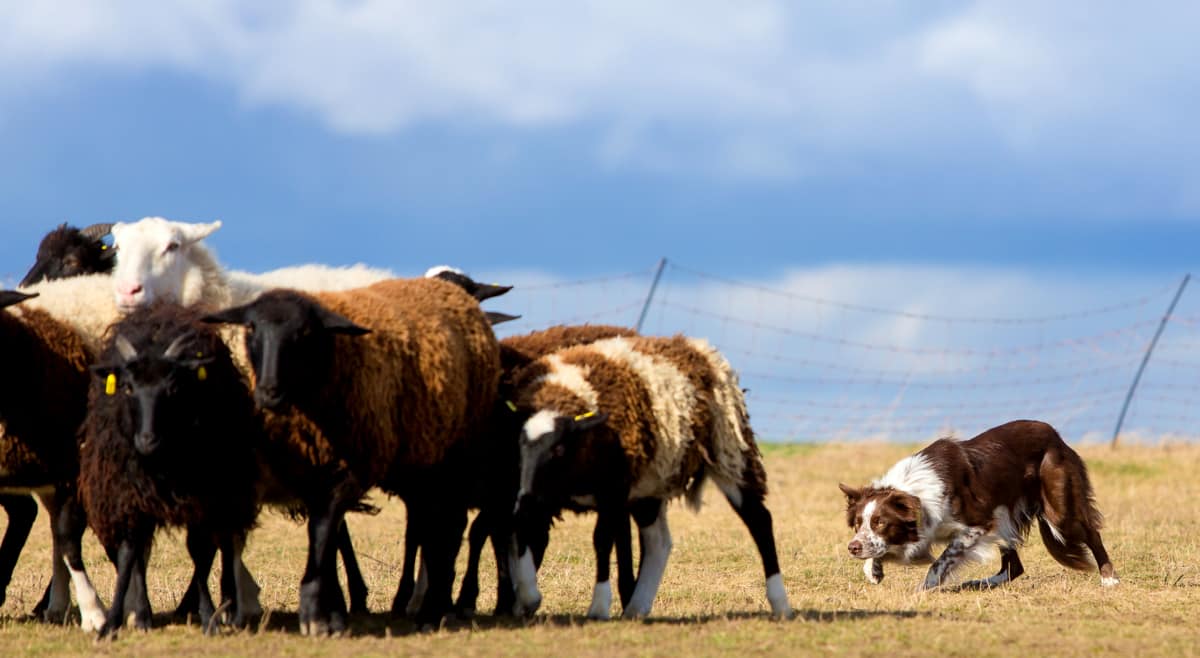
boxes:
[1,2,1196,183]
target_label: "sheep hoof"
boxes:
[80,607,107,633]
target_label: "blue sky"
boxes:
[2,2,1198,440]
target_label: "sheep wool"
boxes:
[515,335,764,503]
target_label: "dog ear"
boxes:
[838,483,862,504]
[885,491,921,524]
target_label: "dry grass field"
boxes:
[1,442,1197,657]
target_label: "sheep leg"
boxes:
[413,501,468,630]
[718,481,793,618]
[98,538,143,639]
[0,494,37,610]
[172,530,212,619]
[298,502,348,636]
[185,529,219,633]
[587,508,622,620]
[52,495,106,632]
[614,511,636,609]
[337,520,369,615]
[623,499,670,620]
[454,509,491,618]
[34,490,71,624]
[228,533,262,627]
[390,511,420,617]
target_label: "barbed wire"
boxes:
[662,299,1160,357]
[667,261,1174,325]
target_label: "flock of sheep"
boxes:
[0,217,792,638]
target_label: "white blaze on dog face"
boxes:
[849,500,890,559]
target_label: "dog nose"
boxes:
[848,540,862,556]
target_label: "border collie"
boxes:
[838,420,1118,590]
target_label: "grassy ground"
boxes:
[1,442,1197,657]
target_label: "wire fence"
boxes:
[489,260,1198,445]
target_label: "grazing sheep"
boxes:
[80,305,260,637]
[19,222,116,288]
[507,335,793,620]
[438,324,640,618]
[202,276,501,633]
[0,290,106,630]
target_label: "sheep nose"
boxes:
[135,431,160,455]
[848,540,863,556]
[255,385,284,410]
[118,282,144,297]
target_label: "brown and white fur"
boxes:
[839,420,1118,590]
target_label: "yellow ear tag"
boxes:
[100,244,108,250]
[197,366,208,382]
[105,374,117,396]
[505,400,518,412]
[573,411,597,422]
[915,507,922,527]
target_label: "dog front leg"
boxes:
[921,527,983,591]
[864,558,883,584]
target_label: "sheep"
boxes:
[507,335,793,620]
[79,305,260,637]
[0,289,106,631]
[439,324,640,618]
[108,217,396,312]
[16,217,394,616]
[19,222,116,287]
[201,276,501,633]
[2,223,114,614]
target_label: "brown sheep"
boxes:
[203,277,500,633]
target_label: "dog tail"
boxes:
[1037,427,1104,572]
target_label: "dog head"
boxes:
[838,483,923,559]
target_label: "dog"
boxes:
[838,420,1118,590]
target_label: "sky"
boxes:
[1,2,1198,440]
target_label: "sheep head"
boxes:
[19,222,115,287]
[424,265,514,301]
[202,290,369,411]
[514,409,609,514]
[110,217,221,311]
[90,330,214,457]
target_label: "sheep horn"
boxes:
[114,335,138,362]
[163,331,196,359]
[78,222,115,241]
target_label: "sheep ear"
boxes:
[315,306,371,336]
[0,290,38,310]
[18,260,50,288]
[567,410,608,433]
[200,304,250,327]
[178,220,222,245]
[472,282,513,301]
[486,311,520,325]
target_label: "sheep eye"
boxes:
[164,242,180,254]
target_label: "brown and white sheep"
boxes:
[203,276,501,633]
[508,335,792,620]
[0,290,106,630]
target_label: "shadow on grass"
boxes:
[247,606,928,638]
[3,605,926,638]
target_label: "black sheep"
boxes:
[79,305,260,637]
